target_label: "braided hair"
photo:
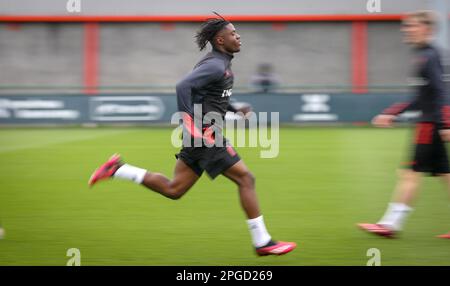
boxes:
[195,12,230,51]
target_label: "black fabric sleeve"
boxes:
[382,101,416,116]
[227,103,238,113]
[425,52,449,129]
[175,59,224,116]
[382,52,432,116]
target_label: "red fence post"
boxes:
[351,21,368,94]
[84,22,99,94]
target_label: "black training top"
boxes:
[383,44,450,129]
[176,49,235,121]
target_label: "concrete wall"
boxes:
[367,22,411,87]
[0,23,83,86]
[7,22,450,90]
[0,21,433,90]
[99,22,351,88]
[99,23,201,87]
[0,0,432,16]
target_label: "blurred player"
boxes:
[358,11,450,239]
[88,14,296,255]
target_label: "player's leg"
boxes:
[377,169,421,228]
[222,160,296,255]
[89,154,199,200]
[358,124,432,237]
[440,173,450,197]
[435,136,450,238]
[222,160,259,219]
[358,169,421,236]
[358,170,422,237]
[436,174,450,238]
[433,125,450,238]
[392,169,423,205]
[358,123,443,237]
[435,134,450,199]
[140,159,199,200]
[358,169,421,237]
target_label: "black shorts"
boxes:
[404,122,450,175]
[175,142,240,179]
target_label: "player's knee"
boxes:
[167,183,188,200]
[168,192,183,200]
[240,171,255,188]
[398,169,419,182]
[166,189,184,200]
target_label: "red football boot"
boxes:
[88,154,122,187]
[357,223,396,238]
[256,241,297,256]
[436,232,450,239]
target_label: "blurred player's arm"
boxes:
[441,108,450,141]
[430,56,450,142]
[425,51,450,140]
[440,89,450,141]
[373,52,430,128]
[227,100,252,117]
[372,101,419,128]
[176,59,224,139]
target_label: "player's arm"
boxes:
[372,101,419,128]
[423,51,450,141]
[227,100,252,118]
[176,59,224,140]
[441,107,450,141]
[441,95,450,141]
[373,91,425,127]
[373,54,434,128]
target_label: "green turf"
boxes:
[0,127,449,265]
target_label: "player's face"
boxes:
[218,23,241,54]
[401,17,431,46]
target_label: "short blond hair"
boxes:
[404,10,438,29]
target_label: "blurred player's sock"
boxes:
[377,202,412,231]
[246,215,272,248]
[114,164,147,184]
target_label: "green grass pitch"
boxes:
[0,127,449,265]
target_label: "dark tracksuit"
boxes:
[383,44,450,174]
[175,49,240,178]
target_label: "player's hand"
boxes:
[235,104,252,119]
[372,114,396,128]
[240,107,253,119]
[440,129,450,142]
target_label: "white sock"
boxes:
[377,202,413,231]
[113,164,147,184]
[247,215,272,248]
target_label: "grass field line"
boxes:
[0,129,131,154]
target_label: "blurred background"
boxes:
[0,0,449,266]
[0,0,449,123]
